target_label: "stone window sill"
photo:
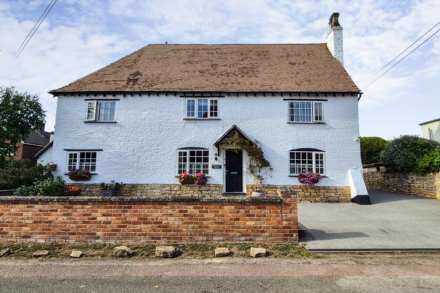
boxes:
[289,175,327,178]
[84,121,117,124]
[287,122,326,125]
[183,118,221,121]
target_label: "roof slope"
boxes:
[51,44,360,94]
[23,130,51,146]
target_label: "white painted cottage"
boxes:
[40,13,369,203]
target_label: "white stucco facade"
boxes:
[51,94,363,188]
[420,119,440,143]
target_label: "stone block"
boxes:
[215,247,232,257]
[155,246,180,258]
[250,247,267,257]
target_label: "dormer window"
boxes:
[186,98,218,119]
[288,101,323,123]
[86,100,116,122]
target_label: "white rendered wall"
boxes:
[327,26,344,65]
[37,146,53,165]
[52,94,363,187]
[421,121,440,142]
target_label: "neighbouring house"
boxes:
[41,12,368,203]
[420,118,440,142]
[14,129,51,161]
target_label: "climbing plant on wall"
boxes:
[220,130,271,182]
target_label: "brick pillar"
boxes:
[278,190,298,242]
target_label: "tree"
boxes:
[382,135,439,173]
[0,87,45,161]
[360,136,388,165]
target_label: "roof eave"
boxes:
[49,90,361,97]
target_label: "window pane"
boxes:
[68,153,78,171]
[209,100,218,117]
[289,101,312,122]
[197,99,209,118]
[187,100,195,117]
[78,151,97,172]
[86,101,96,121]
[314,102,323,122]
[178,151,187,174]
[97,101,116,121]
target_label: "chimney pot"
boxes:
[329,12,341,28]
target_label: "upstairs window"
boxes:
[177,148,209,175]
[186,98,218,119]
[67,151,97,172]
[86,100,116,122]
[289,149,325,176]
[288,101,323,123]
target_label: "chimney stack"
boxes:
[326,12,343,65]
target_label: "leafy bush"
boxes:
[360,137,388,165]
[13,185,34,196]
[0,160,53,189]
[382,136,439,173]
[13,177,65,197]
[33,177,65,196]
[416,148,440,174]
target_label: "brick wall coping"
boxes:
[0,195,285,204]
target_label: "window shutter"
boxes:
[86,101,97,121]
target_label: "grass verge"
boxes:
[0,242,312,259]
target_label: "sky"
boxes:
[0,0,439,139]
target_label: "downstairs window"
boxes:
[289,149,325,175]
[177,148,209,175]
[67,151,97,172]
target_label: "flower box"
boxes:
[68,169,92,181]
[298,172,321,185]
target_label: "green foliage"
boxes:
[0,87,45,161]
[382,135,440,173]
[33,177,65,196]
[14,177,65,197]
[416,148,440,174]
[13,185,34,196]
[360,136,388,165]
[0,160,52,189]
[221,130,271,182]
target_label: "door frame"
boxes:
[222,147,246,194]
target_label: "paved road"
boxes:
[1,255,440,292]
[300,191,440,250]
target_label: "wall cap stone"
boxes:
[0,195,284,204]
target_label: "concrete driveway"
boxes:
[300,191,440,250]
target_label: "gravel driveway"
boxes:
[300,191,440,250]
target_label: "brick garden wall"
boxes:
[78,183,351,203]
[0,195,298,244]
[363,170,440,199]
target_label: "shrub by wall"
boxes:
[382,136,439,173]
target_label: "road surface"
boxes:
[1,254,440,292]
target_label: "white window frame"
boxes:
[66,151,98,173]
[177,148,210,175]
[288,101,324,123]
[85,100,116,122]
[185,98,219,119]
[289,149,326,176]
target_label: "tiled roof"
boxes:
[51,44,360,95]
